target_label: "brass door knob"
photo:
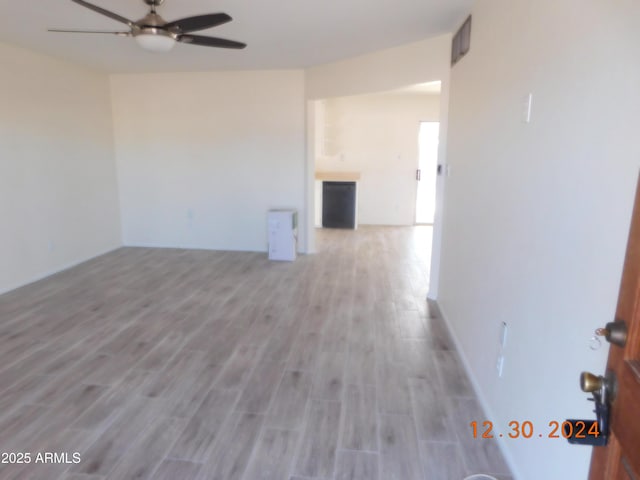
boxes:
[581,372,603,393]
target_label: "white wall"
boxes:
[0,43,121,294]
[439,1,640,479]
[110,70,306,253]
[306,35,451,100]
[317,93,440,226]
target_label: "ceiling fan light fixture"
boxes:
[51,0,246,51]
[134,31,175,52]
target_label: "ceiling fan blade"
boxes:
[49,29,131,36]
[178,34,246,49]
[165,13,232,33]
[70,0,135,28]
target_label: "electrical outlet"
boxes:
[496,354,505,377]
[47,240,55,252]
[522,93,533,123]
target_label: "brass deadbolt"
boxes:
[595,320,628,348]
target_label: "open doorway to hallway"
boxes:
[312,83,442,240]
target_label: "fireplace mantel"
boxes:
[315,171,361,182]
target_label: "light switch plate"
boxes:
[500,321,508,348]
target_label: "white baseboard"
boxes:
[123,242,268,253]
[0,243,315,298]
[0,245,122,296]
[432,299,523,480]
[123,242,318,256]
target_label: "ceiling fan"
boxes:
[49,0,247,53]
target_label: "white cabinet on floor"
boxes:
[268,210,298,261]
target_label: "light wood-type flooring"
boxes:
[0,226,512,480]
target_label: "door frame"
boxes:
[415,120,440,226]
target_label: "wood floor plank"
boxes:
[341,384,378,452]
[348,307,376,349]
[286,332,321,372]
[375,327,404,366]
[0,375,55,421]
[97,323,155,359]
[185,325,243,364]
[197,412,264,480]
[106,416,185,480]
[392,289,420,311]
[81,352,139,387]
[71,387,130,432]
[169,388,238,462]
[376,361,412,415]
[235,360,285,413]
[0,348,69,400]
[423,315,455,351]
[167,360,223,418]
[152,459,202,480]
[420,441,467,479]
[434,350,474,397]
[32,356,110,404]
[321,315,350,353]
[50,383,110,423]
[241,307,280,345]
[31,441,93,478]
[335,450,379,480]
[215,344,261,390]
[345,342,376,386]
[300,304,330,335]
[115,368,153,394]
[136,331,186,372]
[70,396,167,476]
[265,370,312,430]
[398,339,439,382]
[263,324,299,362]
[60,474,105,480]
[409,378,456,442]
[371,301,397,338]
[242,429,299,480]
[13,426,97,480]
[446,397,511,475]
[378,413,423,480]
[293,400,341,478]
[311,351,345,402]
[394,310,427,339]
[140,349,205,400]
[0,404,50,452]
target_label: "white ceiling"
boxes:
[0,0,472,73]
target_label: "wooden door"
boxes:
[589,177,640,479]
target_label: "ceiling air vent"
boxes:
[451,15,472,66]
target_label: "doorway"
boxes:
[415,121,440,225]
